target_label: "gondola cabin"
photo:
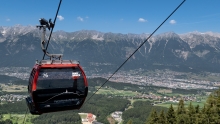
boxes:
[26,60,88,115]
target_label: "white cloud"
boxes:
[169,20,176,24]
[138,18,147,22]
[6,18,10,21]
[77,16,84,22]
[57,15,64,21]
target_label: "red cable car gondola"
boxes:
[26,60,88,115]
[26,18,88,115]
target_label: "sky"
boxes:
[0,0,220,34]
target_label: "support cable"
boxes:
[42,0,62,60]
[84,0,186,103]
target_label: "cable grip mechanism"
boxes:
[36,18,63,60]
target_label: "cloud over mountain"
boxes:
[77,16,84,22]
[169,20,176,24]
[57,15,64,21]
[138,18,147,22]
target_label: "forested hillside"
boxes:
[142,88,220,124]
[123,101,167,124]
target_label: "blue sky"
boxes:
[0,0,220,34]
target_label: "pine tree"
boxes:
[196,105,207,124]
[188,102,196,124]
[194,104,204,124]
[176,99,186,115]
[206,94,217,107]
[213,88,220,118]
[176,99,189,124]
[146,109,158,124]
[195,105,199,114]
[205,105,219,124]
[166,104,176,124]
[205,92,220,123]
[158,110,166,124]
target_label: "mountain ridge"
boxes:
[1,25,220,74]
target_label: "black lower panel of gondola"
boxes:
[26,88,87,115]
[26,96,85,115]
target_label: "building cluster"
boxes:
[111,111,123,123]
[0,94,27,103]
[80,113,100,124]
[3,73,29,80]
[0,67,220,90]
[89,69,220,90]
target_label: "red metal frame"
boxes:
[31,63,88,91]
[30,63,88,110]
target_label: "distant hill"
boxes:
[1,25,220,73]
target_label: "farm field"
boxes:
[0,84,27,92]
[155,98,207,109]
[79,113,87,119]
[2,113,37,124]
[157,89,172,94]
[96,88,138,97]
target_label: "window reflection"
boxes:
[37,68,85,93]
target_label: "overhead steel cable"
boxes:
[42,0,62,60]
[84,0,186,104]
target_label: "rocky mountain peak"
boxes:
[1,25,220,73]
[180,31,220,49]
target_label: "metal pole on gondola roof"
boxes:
[42,0,62,60]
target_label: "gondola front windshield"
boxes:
[37,67,85,91]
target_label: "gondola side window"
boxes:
[37,67,85,93]
[28,69,36,92]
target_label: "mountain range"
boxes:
[1,25,220,74]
